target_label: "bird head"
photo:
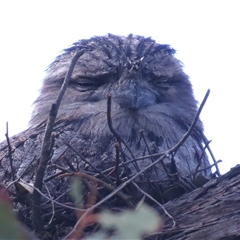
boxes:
[30,34,202,141]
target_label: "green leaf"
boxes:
[99,204,162,239]
[0,188,31,239]
[70,177,83,207]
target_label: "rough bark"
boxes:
[154,165,240,240]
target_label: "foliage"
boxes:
[0,185,32,240]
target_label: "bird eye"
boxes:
[71,77,106,92]
[78,81,95,87]
[152,76,169,88]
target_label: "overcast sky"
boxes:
[0,1,239,174]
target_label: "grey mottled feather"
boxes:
[0,34,210,195]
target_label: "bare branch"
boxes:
[107,94,136,160]
[32,49,85,232]
[5,122,15,182]
[169,89,210,154]
[203,135,221,176]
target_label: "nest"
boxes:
[0,51,220,240]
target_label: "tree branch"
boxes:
[32,49,85,232]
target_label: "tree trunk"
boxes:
[155,165,240,239]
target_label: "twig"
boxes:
[185,160,222,178]
[107,94,136,161]
[203,135,221,176]
[59,172,134,207]
[194,140,211,175]
[139,129,151,154]
[65,154,168,240]
[69,178,98,239]
[66,142,114,185]
[32,49,85,232]
[169,89,210,154]
[115,142,121,185]
[63,155,76,172]
[6,156,37,190]
[132,181,176,227]
[21,178,87,211]
[107,94,153,188]
[5,122,15,182]
[139,129,159,178]
[44,183,55,225]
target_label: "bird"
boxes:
[0,34,211,232]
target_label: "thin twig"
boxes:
[21,178,87,211]
[169,89,210,154]
[132,181,176,227]
[203,135,221,176]
[115,142,121,185]
[44,183,55,225]
[185,160,222,178]
[5,122,15,182]
[139,129,159,178]
[32,49,85,231]
[194,140,211,174]
[107,94,136,160]
[66,142,114,185]
[70,178,98,239]
[107,94,154,188]
[59,172,134,207]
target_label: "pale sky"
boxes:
[0,1,239,174]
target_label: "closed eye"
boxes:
[70,77,106,92]
[77,80,96,87]
[151,76,169,88]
